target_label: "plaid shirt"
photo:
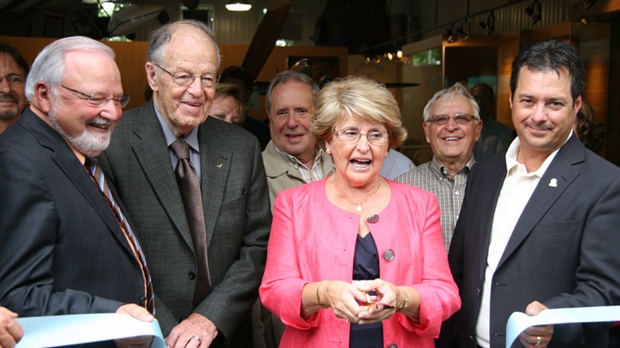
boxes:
[396,156,475,251]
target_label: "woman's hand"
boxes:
[355,279,400,324]
[302,280,370,322]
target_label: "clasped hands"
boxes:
[323,279,401,325]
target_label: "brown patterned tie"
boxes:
[84,157,155,314]
[170,140,211,306]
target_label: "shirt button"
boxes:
[455,191,460,195]
[188,271,196,280]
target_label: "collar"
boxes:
[274,144,324,171]
[505,131,573,176]
[429,155,476,180]
[154,105,200,152]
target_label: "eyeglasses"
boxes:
[427,113,478,125]
[0,75,25,86]
[60,85,130,108]
[334,129,389,145]
[152,63,220,88]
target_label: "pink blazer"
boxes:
[260,178,460,348]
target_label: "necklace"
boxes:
[335,179,382,213]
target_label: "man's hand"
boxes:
[115,304,155,348]
[0,307,23,348]
[165,313,218,348]
[518,301,554,348]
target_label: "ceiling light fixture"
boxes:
[479,12,495,36]
[525,0,542,25]
[446,23,457,43]
[457,20,471,41]
[226,0,252,12]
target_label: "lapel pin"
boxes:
[548,178,557,187]
[217,164,223,168]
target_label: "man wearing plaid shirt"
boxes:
[397,82,482,251]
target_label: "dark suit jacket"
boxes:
[0,109,146,331]
[98,100,271,347]
[445,135,620,348]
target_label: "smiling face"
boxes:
[424,94,481,167]
[268,80,317,165]
[46,50,124,157]
[325,116,389,188]
[0,52,27,121]
[147,24,219,137]
[510,67,580,159]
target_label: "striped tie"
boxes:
[85,157,155,315]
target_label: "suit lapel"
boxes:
[497,136,583,268]
[476,158,507,282]
[197,118,232,246]
[130,103,195,250]
[23,110,135,255]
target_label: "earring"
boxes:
[326,148,331,154]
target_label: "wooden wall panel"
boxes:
[0,36,348,119]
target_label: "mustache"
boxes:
[0,93,18,103]
[524,120,554,131]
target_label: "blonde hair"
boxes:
[312,76,407,149]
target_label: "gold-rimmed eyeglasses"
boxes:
[334,129,389,145]
[152,63,220,88]
[60,85,130,108]
[427,113,478,125]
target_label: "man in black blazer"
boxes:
[444,39,620,348]
[0,37,154,343]
[99,20,271,348]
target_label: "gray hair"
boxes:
[25,36,115,102]
[423,82,480,122]
[265,70,319,113]
[147,20,221,68]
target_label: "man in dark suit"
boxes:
[444,39,620,348]
[98,20,271,348]
[0,36,154,342]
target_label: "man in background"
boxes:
[220,65,271,150]
[470,83,513,160]
[445,39,620,348]
[0,36,154,347]
[99,20,271,348]
[0,43,29,133]
[254,71,334,348]
[397,82,481,252]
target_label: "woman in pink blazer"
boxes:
[260,76,460,348]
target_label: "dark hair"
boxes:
[575,100,605,154]
[220,66,254,91]
[510,39,585,106]
[0,42,29,75]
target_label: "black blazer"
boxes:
[0,109,146,316]
[445,135,620,348]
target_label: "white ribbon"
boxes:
[506,305,620,348]
[15,313,165,348]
